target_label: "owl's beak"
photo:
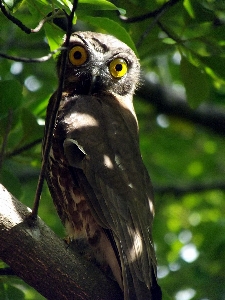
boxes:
[89,69,103,94]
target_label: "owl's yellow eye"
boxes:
[69,46,88,66]
[109,58,128,78]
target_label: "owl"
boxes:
[44,31,162,300]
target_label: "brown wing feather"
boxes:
[44,93,123,288]
[60,93,158,298]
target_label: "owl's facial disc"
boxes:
[63,32,141,96]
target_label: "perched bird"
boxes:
[44,31,161,299]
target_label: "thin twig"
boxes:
[0,1,62,34]
[6,138,42,159]
[136,8,166,48]
[0,110,13,171]
[119,0,180,23]
[30,0,78,219]
[0,0,31,34]
[31,9,63,33]
[0,48,65,63]
[135,0,180,48]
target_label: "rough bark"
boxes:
[0,184,123,300]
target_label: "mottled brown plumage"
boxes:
[44,31,161,299]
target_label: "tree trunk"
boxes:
[0,184,123,300]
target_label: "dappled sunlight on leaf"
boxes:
[187,161,204,177]
[175,288,196,300]
[180,243,199,263]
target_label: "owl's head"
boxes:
[57,31,140,97]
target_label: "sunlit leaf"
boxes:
[162,38,176,45]
[199,56,225,81]
[44,22,64,51]
[4,0,24,11]
[56,0,72,11]
[183,0,214,22]
[4,284,25,300]
[4,0,14,9]
[183,0,195,18]
[77,0,119,11]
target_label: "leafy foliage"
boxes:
[0,0,225,299]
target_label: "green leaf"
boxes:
[51,0,72,14]
[4,284,25,300]
[56,0,72,10]
[183,0,214,22]
[79,16,137,55]
[198,56,225,81]
[11,0,24,12]
[0,80,23,117]
[77,0,119,11]
[4,0,14,9]
[180,56,210,107]
[21,108,44,144]
[0,168,22,199]
[44,22,65,51]
[162,38,177,45]
[0,80,23,135]
[183,0,195,18]
[26,0,52,18]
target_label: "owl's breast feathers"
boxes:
[45,91,161,299]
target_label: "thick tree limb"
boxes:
[138,75,225,136]
[0,184,123,300]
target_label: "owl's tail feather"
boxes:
[149,267,162,300]
[123,262,162,300]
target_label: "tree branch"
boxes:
[138,75,225,136]
[154,180,225,197]
[0,0,31,34]
[0,1,63,34]
[0,110,12,171]
[0,184,123,300]
[119,0,180,23]
[0,48,64,63]
[5,138,42,158]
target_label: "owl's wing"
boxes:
[61,94,161,299]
